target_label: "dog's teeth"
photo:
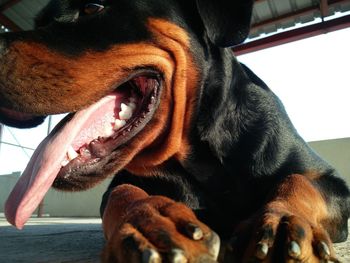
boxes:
[120,103,129,112]
[61,159,70,167]
[114,119,126,130]
[104,125,115,137]
[67,146,79,160]
[119,103,133,120]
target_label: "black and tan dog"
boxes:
[0,0,349,262]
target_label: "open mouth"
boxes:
[5,70,162,229]
[54,71,161,188]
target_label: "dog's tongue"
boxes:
[5,94,122,229]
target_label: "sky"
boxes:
[239,27,350,142]
[0,27,350,175]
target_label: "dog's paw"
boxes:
[226,210,340,263]
[101,195,220,263]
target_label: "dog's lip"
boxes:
[0,107,46,124]
[0,107,46,128]
[0,107,36,121]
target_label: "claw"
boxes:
[317,241,331,259]
[255,242,269,260]
[170,249,188,263]
[185,223,204,241]
[288,241,301,259]
[142,249,161,263]
[207,232,220,259]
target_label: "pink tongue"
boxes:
[5,94,122,229]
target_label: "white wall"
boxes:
[0,172,21,213]
[1,137,349,217]
[0,172,111,217]
[309,137,350,185]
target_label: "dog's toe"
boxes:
[102,196,219,263]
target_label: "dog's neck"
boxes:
[189,46,315,179]
[194,47,253,157]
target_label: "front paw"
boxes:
[102,195,220,263]
[226,209,340,263]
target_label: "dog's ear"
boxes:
[196,0,253,47]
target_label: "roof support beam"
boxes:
[320,0,330,19]
[233,14,350,55]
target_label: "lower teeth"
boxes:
[114,119,126,130]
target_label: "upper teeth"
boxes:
[113,100,136,130]
[119,103,134,120]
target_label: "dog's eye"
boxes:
[83,3,105,15]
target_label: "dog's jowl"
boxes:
[0,0,349,262]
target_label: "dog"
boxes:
[0,0,349,262]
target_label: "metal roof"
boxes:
[0,0,49,31]
[250,0,350,38]
[2,0,49,30]
[0,0,349,53]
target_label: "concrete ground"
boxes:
[0,217,104,262]
[0,216,349,262]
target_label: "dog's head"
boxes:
[0,0,253,228]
